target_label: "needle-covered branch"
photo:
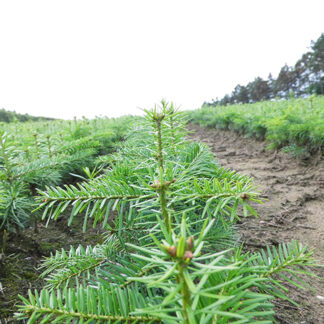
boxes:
[16,286,162,323]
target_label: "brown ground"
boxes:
[188,123,324,324]
[0,215,105,323]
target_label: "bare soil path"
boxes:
[188,124,324,324]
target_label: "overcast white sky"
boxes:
[0,1,323,119]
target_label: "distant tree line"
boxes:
[205,33,324,106]
[0,108,56,123]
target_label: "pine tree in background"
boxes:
[208,33,324,106]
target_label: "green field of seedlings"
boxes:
[1,102,317,323]
[188,96,324,157]
[0,116,134,235]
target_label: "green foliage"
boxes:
[189,96,324,156]
[206,33,324,105]
[0,108,56,123]
[0,181,33,231]
[15,102,317,323]
[0,116,134,237]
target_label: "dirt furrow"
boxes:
[188,124,324,324]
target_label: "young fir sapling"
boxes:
[16,102,317,323]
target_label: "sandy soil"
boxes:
[188,123,324,324]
